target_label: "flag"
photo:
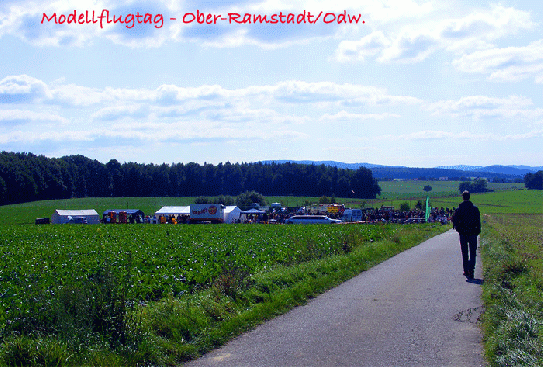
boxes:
[425,196,430,222]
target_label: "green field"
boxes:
[431,190,542,214]
[0,185,540,366]
[477,193,543,366]
[0,180,526,225]
[0,220,448,366]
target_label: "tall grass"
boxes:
[480,208,543,365]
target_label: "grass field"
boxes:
[0,180,526,225]
[474,190,542,366]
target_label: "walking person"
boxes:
[452,190,481,279]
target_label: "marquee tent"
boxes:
[224,206,242,223]
[154,206,190,221]
[51,209,100,224]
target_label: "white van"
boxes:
[342,209,363,222]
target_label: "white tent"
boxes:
[224,206,241,224]
[154,206,190,221]
[51,209,100,224]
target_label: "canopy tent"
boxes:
[154,206,190,220]
[102,209,145,223]
[224,206,242,223]
[51,209,100,224]
[103,209,144,216]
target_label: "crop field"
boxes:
[0,224,383,304]
[0,221,449,365]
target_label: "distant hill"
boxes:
[435,165,543,176]
[262,160,386,170]
[262,160,540,180]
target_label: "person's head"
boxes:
[462,190,470,201]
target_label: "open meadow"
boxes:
[0,180,526,225]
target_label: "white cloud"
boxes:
[0,75,423,150]
[319,110,401,121]
[379,129,543,141]
[335,31,390,62]
[0,75,52,103]
[336,4,534,64]
[425,95,543,120]
[0,109,67,124]
[453,40,543,83]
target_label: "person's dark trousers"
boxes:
[460,234,478,275]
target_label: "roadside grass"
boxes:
[479,201,543,365]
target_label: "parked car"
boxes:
[285,215,341,224]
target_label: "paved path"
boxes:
[186,229,486,366]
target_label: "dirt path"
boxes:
[186,229,486,366]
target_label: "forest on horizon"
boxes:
[0,152,381,206]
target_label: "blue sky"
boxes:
[1,0,542,167]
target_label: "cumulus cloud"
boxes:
[452,40,543,83]
[335,4,534,64]
[0,75,52,103]
[0,75,421,147]
[2,74,541,163]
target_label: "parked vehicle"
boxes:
[189,204,225,224]
[67,216,88,224]
[285,215,341,224]
[342,209,363,222]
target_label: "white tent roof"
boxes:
[54,209,98,216]
[155,206,190,215]
[224,206,240,214]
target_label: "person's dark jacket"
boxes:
[452,200,481,236]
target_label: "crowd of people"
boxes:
[109,206,454,225]
[356,206,453,224]
[237,206,454,225]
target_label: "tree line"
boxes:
[0,152,381,206]
[458,179,490,194]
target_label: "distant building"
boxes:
[439,177,448,181]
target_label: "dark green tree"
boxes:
[524,171,543,190]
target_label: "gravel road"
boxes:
[186,229,486,366]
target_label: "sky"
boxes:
[0,0,542,168]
